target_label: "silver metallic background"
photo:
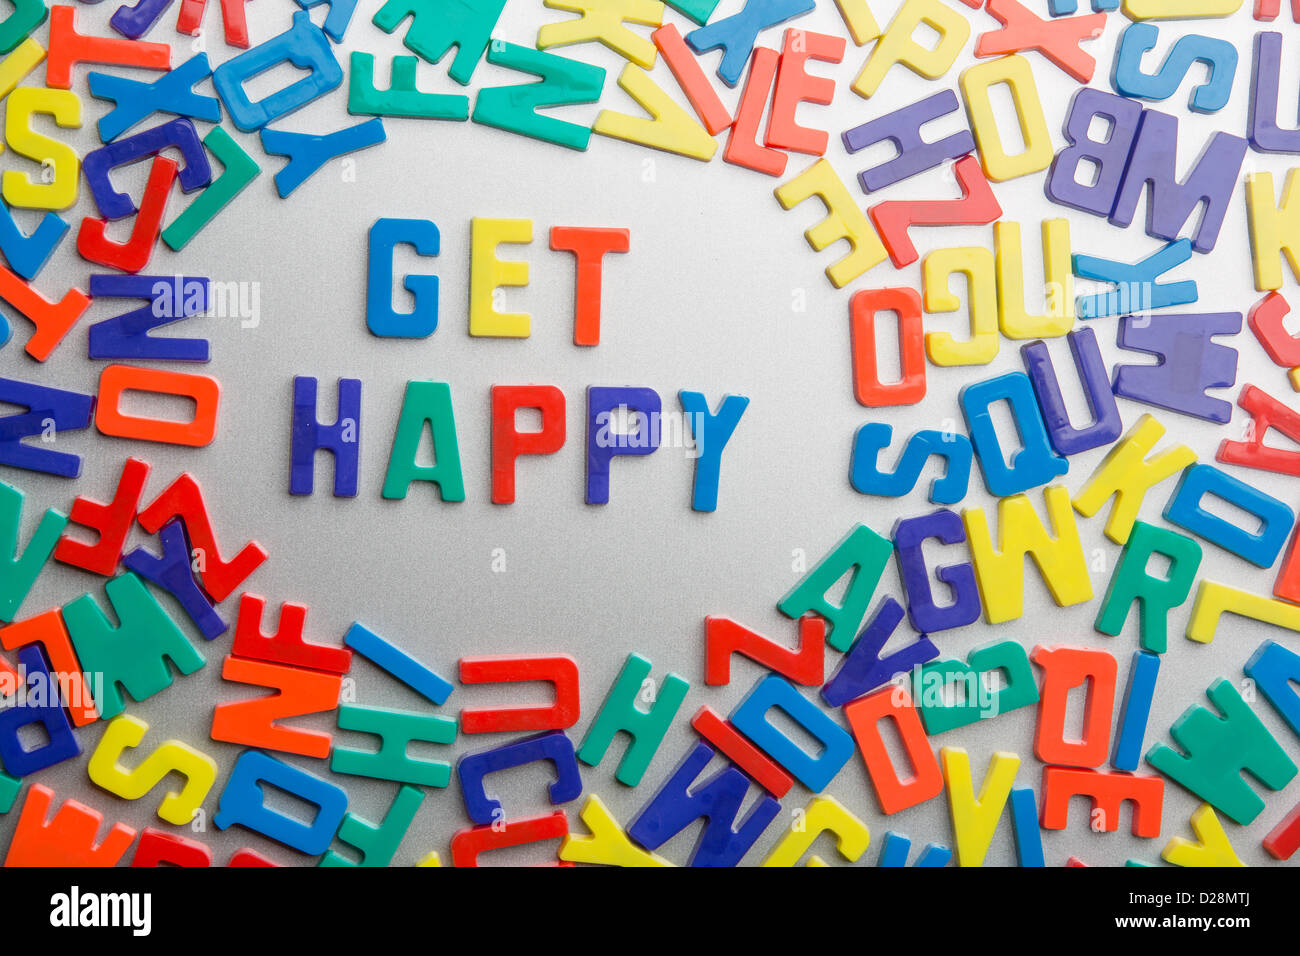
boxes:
[1,0,1298,867]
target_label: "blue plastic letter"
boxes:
[849,423,972,505]
[291,376,361,497]
[260,118,386,198]
[0,645,79,776]
[586,386,661,505]
[1073,238,1197,320]
[122,519,226,639]
[214,750,348,854]
[1111,23,1236,114]
[87,274,210,362]
[628,742,781,866]
[821,596,938,707]
[679,390,748,513]
[730,674,855,792]
[1163,463,1293,569]
[456,731,583,825]
[1020,328,1122,456]
[685,0,814,87]
[343,622,453,704]
[366,217,438,338]
[212,10,343,132]
[88,53,221,142]
[893,509,981,634]
[0,377,93,478]
[1113,650,1160,772]
[960,372,1068,498]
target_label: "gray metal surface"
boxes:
[1,0,1297,867]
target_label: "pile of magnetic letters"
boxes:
[3,0,1300,869]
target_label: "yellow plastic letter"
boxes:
[940,747,1020,867]
[923,246,999,366]
[775,158,887,288]
[1247,170,1300,292]
[1123,0,1243,19]
[3,86,82,211]
[86,714,218,826]
[0,39,45,106]
[469,217,533,338]
[1186,580,1300,645]
[960,55,1052,182]
[852,0,970,99]
[761,795,870,866]
[560,794,674,866]
[963,485,1093,624]
[1161,804,1245,867]
[1073,413,1197,544]
[593,63,717,160]
[538,0,665,69]
[834,0,881,45]
[995,219,1074,339]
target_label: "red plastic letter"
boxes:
[45,4,171,89]
[230,594,352,674]
[210,656,343,759]
[3,784,136,866]
[652,23,732,135]
[449,811,571,867]
[724,47,787,177]
[845,685,944,815]
[458,654,581,734]
[850,287,927,407]
[690,705,795,797]
[96,364,221,448]
[1031,645,1117,769]
[549,227,630,346]
[132,827,212,867]
[765,28,845,156]
[1041,766,1164,837]
[704,614,825,686]
[490,385,566,505]
[137,472,267,602]
[176,0,252,48]
[1247,292,1300,368]
[0,263,90,362]
[1218,385,1300,477]
[228,847,279,866]
[0,609,98,726]
[974,0,1106,84]
[1263,801,1300,859]
[77,155,177,274]
[1256,0,1300,20]
[870,155,1002,268]
[55,457,151,576]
